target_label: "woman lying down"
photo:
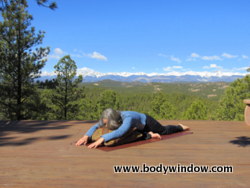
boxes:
[75,108,189,148]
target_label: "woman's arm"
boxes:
[75,122,100,146]
[87,137,104,148]
[101,117,133,142]
[87,126,162,149]
[87,118,133,149]
[85,122,101,137]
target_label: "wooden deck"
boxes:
[0,120,250,188]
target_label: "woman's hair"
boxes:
[99,108,122,130]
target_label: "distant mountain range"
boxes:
[37,74,244,83]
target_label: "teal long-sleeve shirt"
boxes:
[85,111,147,142]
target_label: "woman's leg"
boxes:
[144,115,186,135]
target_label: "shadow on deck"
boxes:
[0,120,249,187]
[230,136,250,147]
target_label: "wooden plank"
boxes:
[0,120,250,187]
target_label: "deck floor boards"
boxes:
[0,120,250,187]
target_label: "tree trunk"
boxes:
[64,77,68,120]
[16,12,22,120]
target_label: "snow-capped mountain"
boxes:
[81,75,243,82]
[38,67,246,83]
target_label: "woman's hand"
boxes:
[148,131,161,139]
[75,135,89,146]
[87,137,104,149]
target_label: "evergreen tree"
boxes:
[97,90,119,113]
[184,100,208,120]
[217,75,250,120]
[0,0,57,11]
[151,92,167,119]
[53,55,84,120]
[0,0,49,120]
[79,97,99,120]
[36,0,57,9]
[159,101,176,120]
[34,88,56,120]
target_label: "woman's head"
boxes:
[100,108,122,130]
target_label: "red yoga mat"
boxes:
[96,131,193,152]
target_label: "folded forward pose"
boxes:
[75,108,189,148]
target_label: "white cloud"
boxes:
[232,67,249,71]
[201,56,222,61]
[210,64,218,68]
[191,53,200,58]
[242,55,249,59]
[71,54,84,58]
[47,54,61,60]
[161,52,247,62]
[158,53,168,58]
[158,53,181,63]
[69,50,108,60]
[221,53,237,59]
[47,48,108,61]
[162,71,246,77]
[47,48,65,60]
[163,67,172,71]
[163,66,183,71]
[187,53,223,61]
[40,71,57,77]
[77,67,103,77]
[203,64,222,69]
[173,66,183,69]
[170,56,181,63]
[187,52,245,61]
[86,51,108,61]
[54,48,64,55]
[186,53,200,61]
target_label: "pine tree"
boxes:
[159,101,176,120]
[0,0,49,120]
[184,100,208,120]
[217,75,250,120]
[36,0,57,9]
[79,97,99,120]
[0,0,57,11]
[53,55,84,120]
[97,90,119,113]
[151,92,167,119]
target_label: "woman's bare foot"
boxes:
[178,123,189,131]
[148,131,162,139]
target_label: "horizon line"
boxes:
[40,67,248,78]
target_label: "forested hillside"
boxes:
[83,80,228,100]
[0,79,231,121]
[79,80,229,120]
[30,75,249,121]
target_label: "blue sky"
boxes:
[26,0,250,77]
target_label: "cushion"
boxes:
[91,127,143,146]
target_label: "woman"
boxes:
[75,108,189,148]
